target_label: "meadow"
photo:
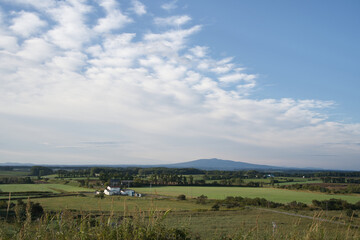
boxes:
[3,193,360,239]
[0,183,92,193]
[0,171,30,177]
[1,181,360,239]
[1,168,359,239]
[133,186,360,204]
[32,194,209,212]
[164,208,360,239]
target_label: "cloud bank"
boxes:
[0,0,359,169]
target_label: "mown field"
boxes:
[133,186,360,204]
[32,194,209,212]
[0,183,92,193]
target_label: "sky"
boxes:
[0,0,359,170]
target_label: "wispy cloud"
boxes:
[154,15,191,27]
[161,0,178,11]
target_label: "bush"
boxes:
[196,195,208,204]
[14,199,44,222]
[95,192,105,199]
[177,194,186,200]
[211,202,220,211]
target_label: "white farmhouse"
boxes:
[121,189,135,196]
[104,186,121,195]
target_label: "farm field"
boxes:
[0,171,29,177]
[25,193,360,239]
[164,208,359,239]
[277,180,323,185]
[32,194,209,212]
[133,186,360,204]
[0,184,92,193]
[29,195,360,239]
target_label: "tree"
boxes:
[30,166,53,177]
[189,175,194,185]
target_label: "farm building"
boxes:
[104,186,121,195]
[103,186,139,197]
[121,189,135,196]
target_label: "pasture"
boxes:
[32,195,209,212]
[29,194,360,239]
[0,184,92,193]
[164,208,360,239]
[0,171,29,177]
[133,186,360,204]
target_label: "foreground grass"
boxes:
[0,208,359,240]
[0,210,190,240]
[1,193,359,239]
[165,208,360,239]
[133,186,360,204]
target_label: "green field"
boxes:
[133,186,360,204]
[30,194,360,239]
[0,184,92,193]
[277,180,323,186]
[164,208,359,239]
[0,171,29,177]
[32,195,209,212]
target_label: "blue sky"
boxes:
[0,0,359,169]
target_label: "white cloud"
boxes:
[46,1,92,49]
[161,0,178,11]
[189,46,207,58]
[10,11,47,37]
[0,36,19,52]
[154,15,191,27]
[130,0,146,16]
[94,0,132,33]
[0,1,359,168]
[47,50,87,72]
[17,38,55,62]
[219,72,257,83]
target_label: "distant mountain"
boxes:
[0,158,320,171]
[162,158,284,171]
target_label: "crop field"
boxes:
[0,184,92,193]
[133,186,360,204]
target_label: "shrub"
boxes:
[196,195,208,204]
[177,194,186,200]
[95,192,105,199]
[211,202,220,211]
